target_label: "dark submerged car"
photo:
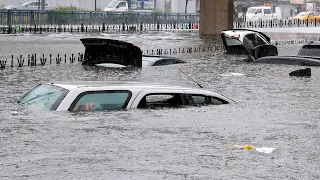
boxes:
[80,38,185,68]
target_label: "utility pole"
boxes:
[41,0,46,10]
[128,0,131,9]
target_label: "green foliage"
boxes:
[56,6,81,11]
[0,4,5,8]
[152,9,162,13]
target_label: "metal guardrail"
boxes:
[2,37,320,69]
[234,19,320,28]
[0,9,199,26]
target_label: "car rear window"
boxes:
[190,94,229,106]
[18,84,69,110]
[243,33,267,50]
[224,37,242,46]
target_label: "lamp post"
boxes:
[128,0,131,9]
[41,0,45,10]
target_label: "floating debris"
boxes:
[289,68,311,77]
[255,147,277,154]
[220,73,245,77]
[231,144,276,154]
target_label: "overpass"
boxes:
[200,0,234,35]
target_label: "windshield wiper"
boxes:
[19,92,55,105]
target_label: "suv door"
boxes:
[255,8,263,20]
[263,8,272,20]
[68,90,132,112]
[131,89,187,109]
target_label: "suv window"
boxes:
[70,90,132,112]
[256,9,262,14]
[118,2,127,8]
[18,84,69,110]
[137,93,184,109]
[30,2,38,6]
[264,9,271,14]
[189,94,229,106]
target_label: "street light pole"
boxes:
[41,0,45,10]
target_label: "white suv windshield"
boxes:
[247,8,256,14]
[18,84,69,110]
[107,1,119,8]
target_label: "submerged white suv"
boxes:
[18,81,235,112]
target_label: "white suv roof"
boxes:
[19,81,235,112]
[52,81,198,91]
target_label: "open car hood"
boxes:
[80,38,185,68]
[81,38,143,67]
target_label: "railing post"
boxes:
[0,10,3,25]
[177,13,180,28]
[123,12,125,27]
[7,10,12,27]
[30,11,34,25]
[90,11,92,25]
[72,11,75,25]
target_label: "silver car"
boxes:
[4,1,55,10]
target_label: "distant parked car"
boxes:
[246,6,282,21]
[290,12,320,21]
[4,1,55,10]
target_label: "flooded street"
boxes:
[0,31,319,179]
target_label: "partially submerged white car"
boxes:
[221,29,320,66]
[221,29,275,57]
[18,81,235,112]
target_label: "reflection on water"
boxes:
[0,32,319,179]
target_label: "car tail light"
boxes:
[231,34,240,39]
